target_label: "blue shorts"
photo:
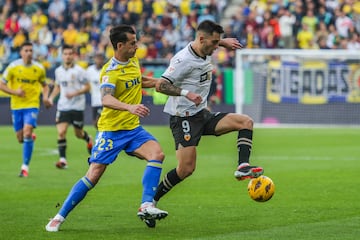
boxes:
[11,108,39,132]
[88,126,157,165]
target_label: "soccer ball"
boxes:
[247,175,275,202]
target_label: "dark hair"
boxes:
[62,44,74,52]
[197,20,224,35]
[109,25,136,50]
[20,41,33,49]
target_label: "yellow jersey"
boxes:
[97,57,142,131]
[2,59,46,110]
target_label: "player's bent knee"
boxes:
[155,151,165,162]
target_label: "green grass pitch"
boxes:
[0,125,359,240]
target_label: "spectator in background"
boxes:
[143,0,154,19]
[317,5,334,26]
[38,25,53,46]
[262,23,278,48]
[127,0,143,23]
[297,23,315,49]
[12,28,28,50]
[318,36,331,49]
[162,24,180,51]
[18,11,32,33]
[315,21,329,44]
[32,38,48,61]
[335,7,353,38]
[31,8,48,31]
[292,1,305,38]
[301,9,318,34]
[197,7,216,24]
[46,44,62,79]
[157,37,174,60]
[347,32,360,50]
[48,0,65,20]
[4,12,20,37]
[279,7,296,48]
[152,0,167,19]
[326,23,340,49]
[240,24,260,48]
[62,23,78,46]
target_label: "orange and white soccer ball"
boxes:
[247,175,275,202]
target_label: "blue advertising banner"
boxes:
[266,60,359,104]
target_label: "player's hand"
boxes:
[65,92,75,99]
[220,38,243,50]
[43,98,52,108]
[128,104,150,117]
[186,92,202,106]
[15,88,25,97]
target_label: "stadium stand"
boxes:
[0,0,359,98]
[1,1,359,66]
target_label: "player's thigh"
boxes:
[70,111,85,129]
[127,127,164,161]
[11,109,24,132]
[133,140,164,161]
[214,113,253,135]
[23,108,39,128]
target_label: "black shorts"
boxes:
[170,109,228,150]
[56,110,84,129]
[92,106,103,121]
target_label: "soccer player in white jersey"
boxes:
[45,25,170,232]
[86,53,105,129]
[153,20,264,209]
[48,44,93,169]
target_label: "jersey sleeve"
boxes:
[1,63,13,83]
[80,67,88,84]
[54,67,60,85]
[39,65,47,85]
[161,56,191,84]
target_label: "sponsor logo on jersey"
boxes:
[168,66,175,73]
[125,77,140,88]
[102,76,109,83]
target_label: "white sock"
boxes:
[21,164,29,171]
[54,214,65,222]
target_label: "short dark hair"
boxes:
[197,20,224,35]
[20,41,33,49]
[109,25,136,50]
[62,44,74,52]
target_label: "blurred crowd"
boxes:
[0,0,360,74]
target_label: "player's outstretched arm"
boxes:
[101,85,150,117]
[155,79,202,106]
[42,83,52,108]
[48,83,60,106]
[219,38,243,50]
[141,75,158,88]
[0,81,25,97]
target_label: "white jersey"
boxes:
[162,43,213,117]
[54,64,88,111]
[86,64,102,107]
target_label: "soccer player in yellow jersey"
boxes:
[46,25,168,232]
[0,42,51,177]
